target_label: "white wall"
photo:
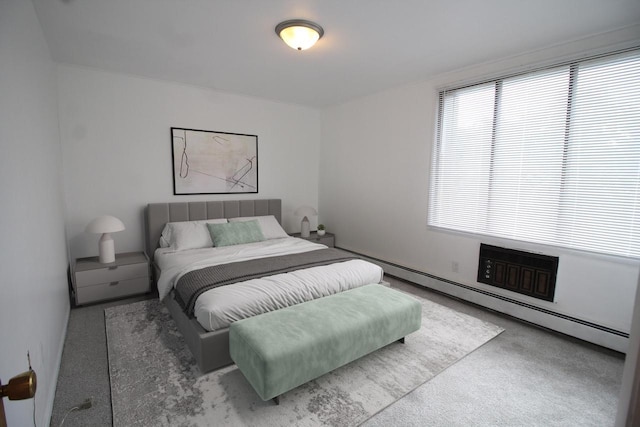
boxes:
[616,273,640,425]
[320,27,640,350]
[57,66,321,261]
[0,1,70,425]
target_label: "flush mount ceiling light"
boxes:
[275,19,324,51]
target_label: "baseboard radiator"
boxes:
[336,246,629,352]
[478,244,558,302]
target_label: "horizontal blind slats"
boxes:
[429,49,640,259]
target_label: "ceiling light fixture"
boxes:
[275,19,324,51]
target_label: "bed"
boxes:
[145,199,384,373]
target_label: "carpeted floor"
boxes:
[50,276,625,426]
[105,291,503,426]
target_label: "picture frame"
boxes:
[171,127,258,195]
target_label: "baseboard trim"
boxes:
[45,299,71,427]
[338,247,630,352]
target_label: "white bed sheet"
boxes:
[154,237,384,331]
[155,237,324,299]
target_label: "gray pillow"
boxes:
[207,220,265,247]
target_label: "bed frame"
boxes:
[145,199,282,373]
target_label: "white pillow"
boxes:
[159,235,171,248]
[228,215,288,239]
[160,218,228,251]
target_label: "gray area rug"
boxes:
[105,293,504,427]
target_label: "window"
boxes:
[429,49,640,258]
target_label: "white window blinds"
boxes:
[429,49,640,258]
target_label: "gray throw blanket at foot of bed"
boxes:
[175,248,360,316]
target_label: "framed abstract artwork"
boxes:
[171,127,258,195]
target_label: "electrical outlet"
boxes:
[451,261,459,273]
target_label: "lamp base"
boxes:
[300,217,310,238]
[98,233,115,263]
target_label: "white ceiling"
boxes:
[33,0,640,108]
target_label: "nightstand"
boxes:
[291,232,335,248]
[72,251,150,305]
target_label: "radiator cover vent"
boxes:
[478,244,558,302]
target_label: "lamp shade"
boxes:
[86,216,125,263]
[294,206,317,238]
[275,19,324,51]
[85,215,125,234]
[294,206,318,218]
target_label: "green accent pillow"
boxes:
[207,220,265,247]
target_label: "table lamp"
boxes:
[294,206,317,238]
[85,215,125,263]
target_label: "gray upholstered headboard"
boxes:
[145,199,282,259]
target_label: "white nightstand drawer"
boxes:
[76,262,148,287]
[75,276,150,305]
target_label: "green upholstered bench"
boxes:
[229,284,422,404]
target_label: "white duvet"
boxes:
[154,237,384,331]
